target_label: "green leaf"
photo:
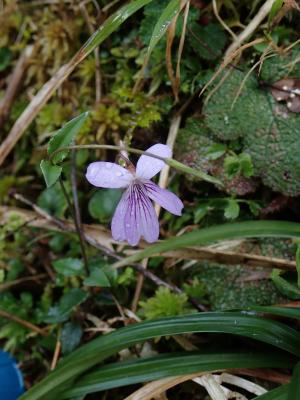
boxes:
[61,351,294,398]
[37,182,68,218]
[40,160,62,188]
[43,289,88,324]
[224,199,240,220]
[288,362,300,400]
[206,143,227,160]
[189,23,227,60]
[254,384,289,400]
[83,269,111,288]
[52,258,84,277]
[194,203,209,223]
[61,322,83,355]
[88,189,122,223]
[146,0,182,60]
[271,269,300,300]
[48,112,90,163]
[19,312,300,400]
[248,201,261,216]
[239,153,254,178]
[81,0,153,56]
[224,155,240,179]
[268,0,284,25]
[112,220,300,268]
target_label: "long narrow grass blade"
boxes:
[79,0,153,60]
[134,0,185,91]
[61,351,295,398]
[111,220,300,268]
[19,312,300,400]
[245,306,300,320]
[148,0,182,55]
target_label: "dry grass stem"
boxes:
[225,0,276,57]
[50,340,61,370]
[124,374,204,400]
[79,2,102,102]
[0,45,34,128]
[0,274,47,292]
[0,61,74,165]
[201,38,264,100]
[174,1,190,100]
[166,10,179,101]
[212,0,237,40]
[0,308,47,336]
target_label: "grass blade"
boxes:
[111,220,300,268]
[80,0,153,59]
[245,306,300,320]
[61,351,295,398]
[20,312,300,400]
[146,0,182,57]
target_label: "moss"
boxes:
[259,45,300,83]
[193,263,285,310]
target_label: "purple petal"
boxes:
[86,162,133,188]
[136,144,172,180]
[111,190,128,242]
[111,183,159,246]
[144,181,183,216]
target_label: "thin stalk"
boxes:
[70,149,89,273]
[59,176,88,274]
[49,144,222,186]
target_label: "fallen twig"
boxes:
[0,308,47,336]
[0,273,47,292]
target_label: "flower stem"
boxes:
[49,144,223,186]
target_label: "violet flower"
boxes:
[86,144,183,246]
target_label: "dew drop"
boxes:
[88,165,97,177]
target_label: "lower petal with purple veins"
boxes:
[111,190,129,242]
[112,183,159,246]
[124,183,159,246]
[144,181,183,216]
